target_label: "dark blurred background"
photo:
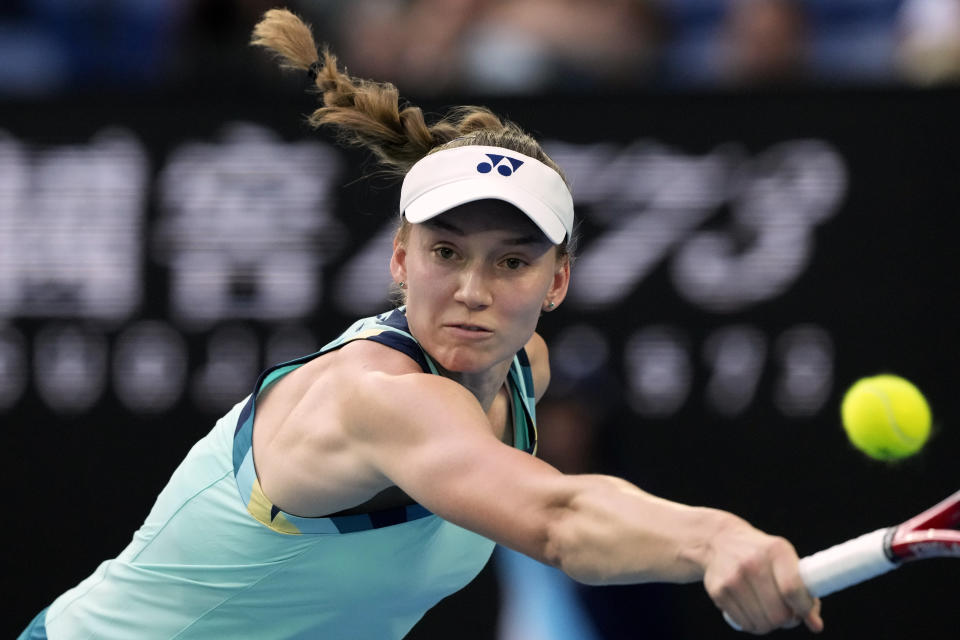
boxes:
[3,1,960,638]
[3,0,960,96]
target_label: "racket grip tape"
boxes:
[799,527,897,597]
[723,527,897,631]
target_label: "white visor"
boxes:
[399,145,574,244]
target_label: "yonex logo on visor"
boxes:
[400,145,574,245]
[477,154,524,176]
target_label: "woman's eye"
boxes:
[503,257,525,270]
[435,247,455,260]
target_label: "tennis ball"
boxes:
[840,375,931,461]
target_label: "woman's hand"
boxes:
[702,515,823,634]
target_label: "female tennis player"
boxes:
[19,9,823,639]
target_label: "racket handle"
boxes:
[723,527,897,631]
[799,527,897,597]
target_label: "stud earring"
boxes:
[546,301,555,310]
[398,281,406,289]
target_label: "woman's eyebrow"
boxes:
[424,219,544,246]
[503,235,545,246]
[424,219,465,235]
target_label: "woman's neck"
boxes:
[437,360,512,412]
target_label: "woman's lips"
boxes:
[444,323,493,338]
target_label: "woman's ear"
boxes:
[547,255,571,308]
[390,234,407,285]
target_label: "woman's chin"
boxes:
[434,352,506,376]
[436,358,487,375]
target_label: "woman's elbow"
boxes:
[540,502,612,585]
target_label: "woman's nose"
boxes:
[453,267,493,309]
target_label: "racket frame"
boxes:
[724,489,960,631]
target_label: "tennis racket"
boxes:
[725,488,960,631]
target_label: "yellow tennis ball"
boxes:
[840,375,932,460]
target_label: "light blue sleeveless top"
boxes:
[43,309,537,639]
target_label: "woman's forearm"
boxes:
[543,474,736,585]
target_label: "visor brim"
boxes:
[403,179,568,244]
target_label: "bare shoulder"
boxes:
[252,338,432,515]
[260,338,427,443]
[292,338,427,418]
[297,338,439,432]
[324,338,427,377]
[524,332,551,402]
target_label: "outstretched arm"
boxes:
[342,370,822,635]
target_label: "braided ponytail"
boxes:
[251,8,575,258]
[252,8,457,173]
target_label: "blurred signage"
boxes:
[0,91,956,424]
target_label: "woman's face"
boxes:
[391,200,569,374]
